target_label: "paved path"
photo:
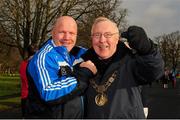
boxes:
[147,82,180,119]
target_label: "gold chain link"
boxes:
[90,71,117,94]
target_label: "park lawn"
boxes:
[0,76,20,96]
[0,97,20,110]
[0,76,21,110]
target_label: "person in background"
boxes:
[170,68,177,88]
[25,16,95,118]
[162,68,170,88]
[19,44,38,118]
[79,17,164,118]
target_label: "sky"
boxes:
[121,0,180,39]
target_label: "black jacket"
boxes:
[81,42,164,119]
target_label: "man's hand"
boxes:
[121,25,152,55]
[80,60,97,75]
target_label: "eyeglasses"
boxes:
[91,32,118,39]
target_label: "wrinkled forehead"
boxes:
[91,20,119,34]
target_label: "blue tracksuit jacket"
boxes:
[26,39,87,118]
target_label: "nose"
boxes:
[64,32,71,39]
[99,34,106,43]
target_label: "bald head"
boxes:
[53,16,77,30]
[51,16,78,52]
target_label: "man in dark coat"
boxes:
[78,17,164,119]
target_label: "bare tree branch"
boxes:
[0,0,128,59]
[155,31,180,69]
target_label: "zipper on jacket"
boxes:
[80,96,84,118]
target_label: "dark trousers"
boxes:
[21,98,27,118]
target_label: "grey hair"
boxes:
[91,17,119,35]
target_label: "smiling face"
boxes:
[51,16,77,52]
[91,19,119,59]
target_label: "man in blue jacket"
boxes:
[25,16,95,118]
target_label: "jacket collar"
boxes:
[81,42,130,75]
[82,41,130,65]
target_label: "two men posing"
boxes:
[25,16,164,119]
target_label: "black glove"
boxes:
[73,63,94,89]
[58,66,74,77]
[121,26,153,55]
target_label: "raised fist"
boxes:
[121,26,152,55]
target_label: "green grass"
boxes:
[0,76,20,96]
[0,76,20,111]
[0,97,20,110]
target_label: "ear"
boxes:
[50,29,55,38]
[115,35,119,44]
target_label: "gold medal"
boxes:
[95,93,108,106]
[90,71,117,107]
